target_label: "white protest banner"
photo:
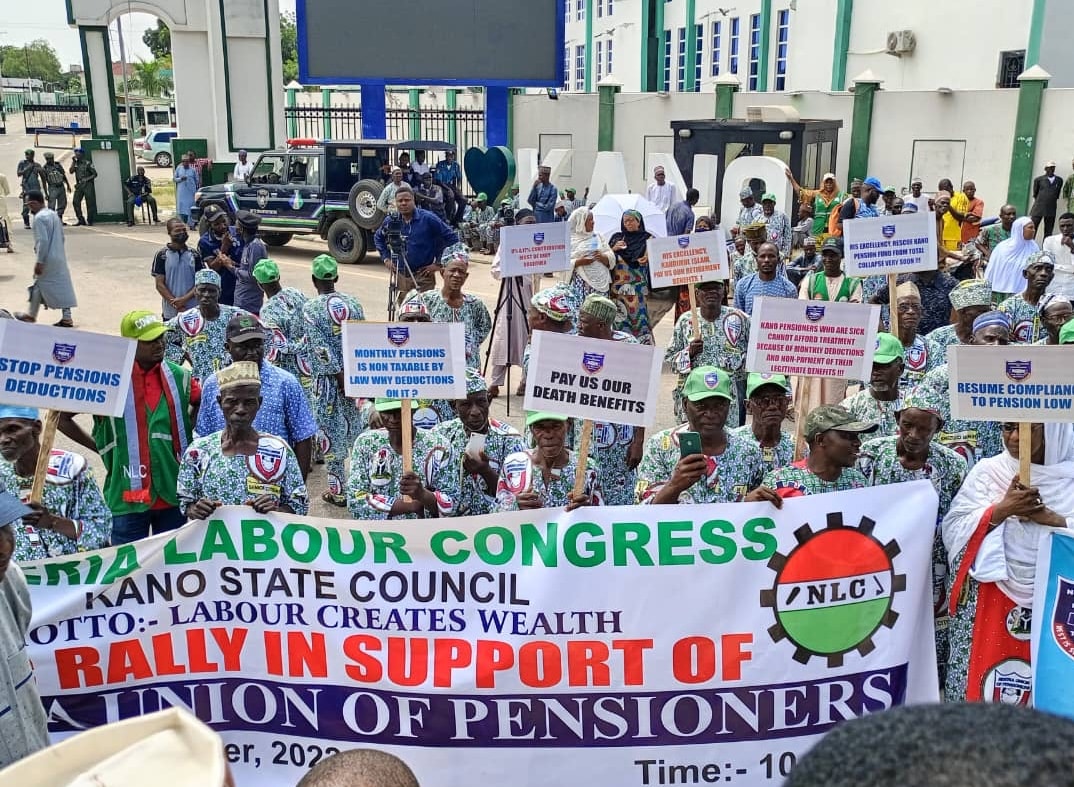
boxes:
[25,483,939,787]
[342,322,466,400]
[949,345,1074,422]
[842,211,938,277]
[0,320,135,417]
[646,230,729,288]
[523,331,661,427]
[498,221,571,278]
[746,296,880,380]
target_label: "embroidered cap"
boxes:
[949,278,992,311]
[531,285,572,323]
[901,385,946,421]
[216,360,260,391]
[465,368,488,395]
[579,293,618,325]
[120,309,168,341]
[194,269,221,289]
[972,310,1012,335]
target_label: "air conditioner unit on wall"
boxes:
[886,30,916,57]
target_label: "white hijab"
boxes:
[985,216,1037,295]
[568,206,612,292]
[942,423,1074,607]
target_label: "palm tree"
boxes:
[130,59,164,97]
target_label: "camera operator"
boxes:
[374,185,459,305]
[486,198,516,256]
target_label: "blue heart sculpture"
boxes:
[463,146,516,204]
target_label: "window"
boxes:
[565,0,570,28]
[748,13,760,89]
[662,29,672,91]
[729,17,740,74]
[575,45,586,91]
[606,0,613,15]
[606,38,614,78]
[252,154,286,184]
[563,45,570,90]
[997,50,1026,88]
[597,0,602,17]
[710,20,721,77]
[596,39,604,81]
[676,27,687,92]
[694,24,704,91]
[576,0,584,22]
[775,9,790,90]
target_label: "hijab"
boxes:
[609,210,651,264]
[817,175,841,201]
[569,207,599,257]
[568,206,612,292]
[985,216,1038,295]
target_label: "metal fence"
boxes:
[285,106,484,148]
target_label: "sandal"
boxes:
[54,319,74,328]
[14,313,35,323]
[321,491,347,507]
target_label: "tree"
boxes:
[0,40,63,84]
[280,11,298,85]
[130,59,167,97]
[142,20,171,59]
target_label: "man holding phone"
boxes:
[636,366,775,505]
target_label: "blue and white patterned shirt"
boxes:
[733,273,798,315]
[195,360,319,445]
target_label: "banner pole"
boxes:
[791,379,810,461]
[573,419,593,497]
[401,399,413,502]
[1019,422,1032,486]
[30,410,59,504]
[887,273,899,337]
[688,283,701,341]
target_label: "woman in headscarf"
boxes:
[1038,293,1074,344]
[673,216,715,321]
[942,421,1074,704]
[784,168,843,241]
[565,206,615,324]
[609,209,655,344]
[488,208,536,397]
[984,217,1038,302]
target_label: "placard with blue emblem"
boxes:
[498,221,571,278]
[842,210,938,277]
[343,322,466,400]
[950,345,1074,422]
[646,230,729,288]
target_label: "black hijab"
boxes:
[609,210,651,264]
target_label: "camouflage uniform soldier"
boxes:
[70,148,97,226]
[41,153,70,221]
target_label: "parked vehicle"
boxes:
[137,129,180,168]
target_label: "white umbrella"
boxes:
[591,193,668,239]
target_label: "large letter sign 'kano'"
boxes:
[760,512,906,667]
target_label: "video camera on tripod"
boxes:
[498,205,515,227]
[383,207,416,320]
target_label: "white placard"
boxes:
[646,230,729,288]
[843,211,938,277]
[746,296,880,380]
[342,322,466,400]
[949,345,1074,422]
[498,221,571,278]
[523,331,661,427]
[0,321,135,417]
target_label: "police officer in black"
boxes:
[16,149,44,229]
[69,148,98,226]
[123,166,159,226]
[42,153,71,222]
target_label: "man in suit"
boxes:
[1031,161,1064,238]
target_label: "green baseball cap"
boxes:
[873,332,904,364]
[803,405,878,442]
[682,366,733,402]
[761,192,777,202]
[120,310,167,341]
[477,192,488,201]
[746,372,790,399]
[1060,319,1074,345]
[525,411,568,427]
[374,398,403,412]
[252,259,280,284]
[312,254,338,280]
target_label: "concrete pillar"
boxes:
[714,74,740,120]
[848,70,882,184]
[584,0,595,92]
[78,26,119,138]
[446,89,459,145]
[285,81,299,139]
[1007,66,1050,213]
[408,88,421,140]
[684,0,698,92]
[597,79,622,152]
[830,0,854,91]
[321,88,331,141]
[360,82,387,139]
[1027,0,1047,67]
[756,0,772,91]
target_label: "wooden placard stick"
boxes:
[573,419,594,496]
[1019,422,1032,486]
[887,273,900,337]
[401,399,413,502]
[30,410,60,504]
[688,283,701,341]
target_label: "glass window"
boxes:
[729,17,740,74]
[676,27,687,92]
[596,40,604,81]
[803,142,819,190]
[575,45,586,91]
[694,24,704,91]
[997,50,1026,88]
[576,0,584,22]
[710,20,721,77]
[606,38,614,77]
[663,29,672,92]
[287,154,320,186]
[607,0,613,15]
[748,13,760,90]
[775,9,790,90]
[563,45,570,91]
[597,0,602,17]
[252,154,286,184]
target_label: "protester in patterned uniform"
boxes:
[413,244,491,370]
[164,269,247,382]
[1038,293,1074,344]
[177,362,309,518]
[460,194,496,252]
[195,314,317,479]
[426,369,526,517]
[523,284,573,379]
[635,367,770,505]
[665,279,749,425]
[856,386,968,690]
[763,405,877,499]
[302,254,366,506]
[926,278,993,365]
[0,405,111,561]
[735,188,764,228]
[347,399,440,520]
[575,294,645,505]
[729,234,754,280]
[942,421,1074,704]
[58,311,199,545]
[998,250,1054,343]
[494,412,601,512]
[890,281,935,393]
[839,333,905,438]
[913,311,1009,470]
[759,193,792,258]
[396,298,455,429]
[733,373,795,475]
[254,260,311,387]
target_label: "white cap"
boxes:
[0,709,226,787]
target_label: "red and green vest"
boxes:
[808,272,857,302]
[93,361,194,515]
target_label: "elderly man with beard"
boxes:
[734,373,795,474]
[635,367,770,505]
[998,251,1055,343]
[426,370,526,517]
[494,412,600,512]
[839,333,905,438]
[926,279,993,364]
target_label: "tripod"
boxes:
[483,275,531,415]
[385,231,418,322]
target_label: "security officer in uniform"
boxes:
[16,149,43,229]
[69,148,98,226]
[42,153,71,222]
